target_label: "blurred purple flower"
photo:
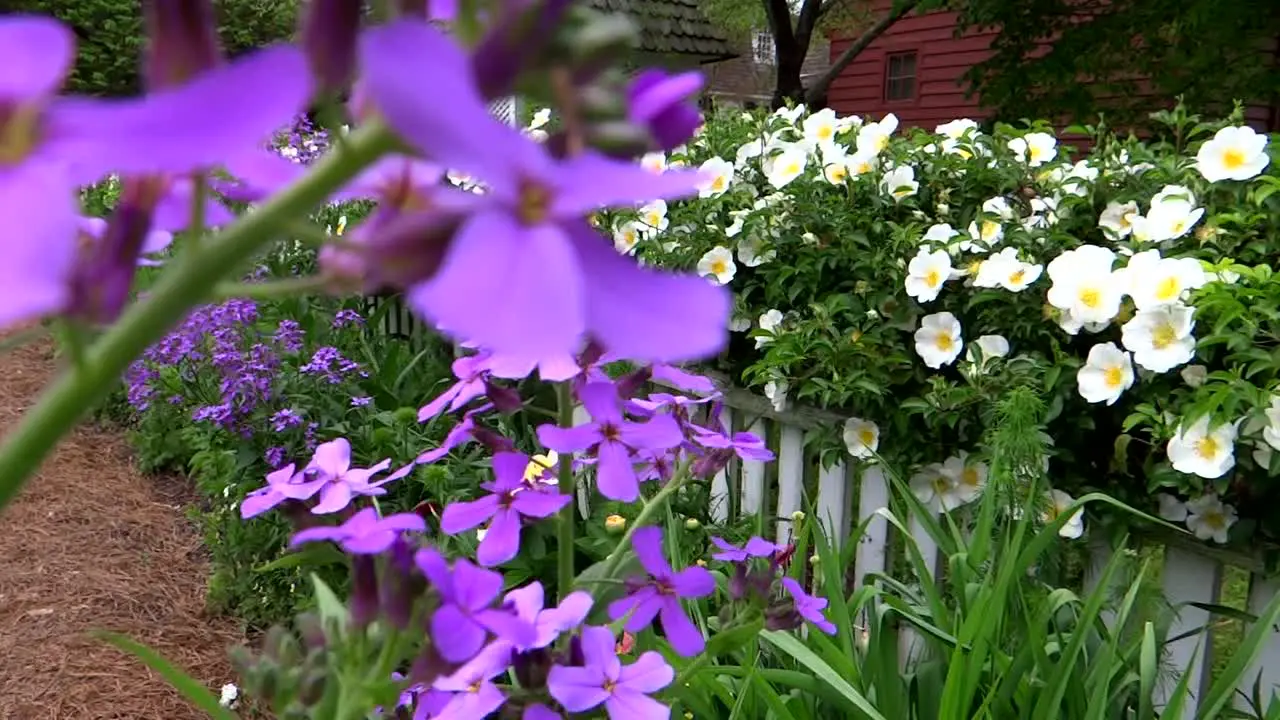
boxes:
[358,20,729,363]
[710,536,780,563]
[418,352,492,422]
[440,452,572,566]
[416,404,492,464]
[264,446,287,468]
[607,526,714,656]
[547,625,673,720]
[273,319,304,353]
[501,581,593,651]
[414,548,536,662]
[627,69,703,151]
[270,407,303,432]
[305,437,410,514]
[689,426,774,462]
[290,507,426,554]
[351,395,372,407]
[333,308,365,328]
[780,577,837,635]
[431,642,512,718]
[537,381,683,502]
[301,345,362,384]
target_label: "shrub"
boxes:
[596,102,1280,548]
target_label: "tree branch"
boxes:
[794,0,826,50]
[804,0,921,105]
[763,0,796,48]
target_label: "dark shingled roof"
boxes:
[587,0,737,61]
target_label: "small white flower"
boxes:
[880,165,919,201]
[856,113,899,155]
[910,462,968,512]
[1044,489,1084,538]
[1045,245,1123,325]
[914,311,964,368]
[1008,132,1057,167]
[219,683,239,708]
[1120,304,1197,373]
[1167,416,1238,479]
[1150,184,1196,208]
[774,104,806,124]
[965,334,1010,365]
[756,309,784,348]
[724,210,747,237]
[697,157,735,197]
[935,118,979,140]
[1099,200,1141,239]
[1180,364,1208,388]
[843,417,880,459]
[904,247,953,302]
[764,379,788,412]
[1263,396,1280,452]
[697,246,736,285]
[846,151,878,177]
[973,247,1042,292]
[767,145,808,188]
[802,107,840,148]
[1076,342,1134,405]
[922,222,960,248]
[737,235,776,267]
[529,107,551,129]
[940,451,987,506]
[1195,125,1270,183]
[637,199,668,235]
[1145,199,1204,242]
[1185,494,1238,544]
[1156,493,1188,522]
[1117,249,1207,310]
[640,151,667,173]
[613,221,642,255]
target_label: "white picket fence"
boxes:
[633,374,1280,718]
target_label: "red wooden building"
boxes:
[825,0,1279,133]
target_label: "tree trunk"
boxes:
[804,0,921,107]
[772,47,807,109]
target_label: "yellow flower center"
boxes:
[1195,436,1219,460]
[1079,287,1101,309]
[981,221,999,240]
[875,135,889,152]
[710,259,727,275]
[1151,323,1177,349]
[645,212,661,226]
[1104,365,1125,388]
[1009,269,1026,285]
[517,180,552,225]
[858,429,875,446]
[925,269,941,287]
[829,166,847,182]
[1155,276,1180,301]
[817,125,833,140]
[1203,510,1225,529]
[856,162,871,174]
[0,104,42,166]
[468,681,483,694]
[1222,148,1246,170]
[961,467,980,487]
[1029,145,1045,162]
[935,334,954,352]
[711,176,726,191]
[931,476,950,494]
[1171,220,1186,235]
[783,161,801,176]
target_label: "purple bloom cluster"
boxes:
[299,345,364,384]
[710,536,837,636]
[270,113,331,165]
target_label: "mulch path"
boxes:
[0,337,246,719]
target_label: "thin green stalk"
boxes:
[0,121,398,515]
[188,171,208,251]
[212,275,332,300]
[589,462,693,587]
[555,382,576,601]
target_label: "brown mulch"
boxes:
[0,338,246,719]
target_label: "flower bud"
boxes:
[809,554,820,566]
[351,555,380,628]
[484,378,525,414]
[791,510,805,524]
[263,625,300,666]
[143,0,221,90]
[514,647,552,689]
[300,0,363,94]
[684,517,700,530]
[361,209,463,291]
[627,69,704,151]
[605,514,627,533]
[296,612,327,651]
[297,669,328,707]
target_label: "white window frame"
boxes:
[753,31,776,65]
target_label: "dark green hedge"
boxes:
[2,0,298,96]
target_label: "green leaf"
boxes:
[311,572,349,637]
[758,629,886,720]
[95,631,237,720]
[255,543,347,573]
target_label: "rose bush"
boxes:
[601,102,1280,547]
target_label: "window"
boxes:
[753,31,776,65]
[884,51,918,101]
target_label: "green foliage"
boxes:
[3,0,298,96]
[610,101,1280,548]
[956,0,1280,129]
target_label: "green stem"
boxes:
[0,121,397,515]
[212,275,332,300]
[588,462,693,588]
[555,382,576,601]
[188,171,208,251]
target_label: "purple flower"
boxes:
[416,404,491,464]
[440,452,572,566]
[710,536,780,563]
[270,408,303,431]
[358,20,729,363]
[547,626,674,720]
[418,353,492,422]
[501,581,593,651]
[333,308,365,328]
[607,526,714,656]
[651,364,716,394]
[689,426,774,462]
[627,69,704,151]
[305,438,410,514]
[264,446,286,468]
[537,381,683,502]
[273,319,304,352]
[780,577,837,635]
[414,548,535,662]
[626,392,716,417]
[431,642,512,718]
[300,346,361,384]
[290,507,426,554]
[351,395,372,407]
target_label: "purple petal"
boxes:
[476,607,537,648]
[605,689,671,720]
[651,364,716,394]
[511,489,572,519]
[240,487,286,519]
[570,224,730,363]
[289,525,347,548]
[491,451,531,488]
[440,496,500,534]
[579,626,622,676]
[414,547,452,590]
[151,177,234,231]
[275,475,326,501]
[504,582,546,623]
[595,440,640,503]
[310,438,352,476]
[617,651,675,693]
[629,526,673,578]
[378,511,427,533]
[417,382,463,422]
[629,69,704,123]
[536,422,600,453]
[220,150,307,202]
[621,415,684,451]
[578,381,623,424]
[523,704,562,720]
[312,481,353,514]
[658,597,705,656]
[743,537,780,557]
[383,462,417,483]
[608,589,661,633]
[52,45,311,178]
[476,508,522,566]
[550,152,703,216]
[547,666,610,713]
[452,558,505,609]
[408,211,584,359]
[358,20,540,190]
[432,604,486,663]
[671,566,716,597]
[0,167,77,327]
[436,682,505,718]
[534,591,593,647]
[0,15,75,99]
[342,530,399,555]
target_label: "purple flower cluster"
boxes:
[710,536,837,636]
[271,113,331,165]
[299,345,364,384]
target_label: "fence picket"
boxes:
[898,512,941,669]
[1238,573,1280,711]
[741,418,767,517]
[854,466,890,581]
[709,407,732,523]
[815,459,847,549]
[774,425,805,546]
[1157,547,1222,717]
